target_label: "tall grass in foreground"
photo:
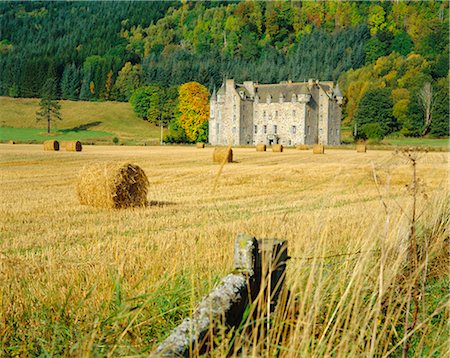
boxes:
[212,193,449,357]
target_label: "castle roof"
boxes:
[211,86,217,101]
[254,82,310,102]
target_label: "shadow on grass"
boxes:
[147,200,177,207]
[58,121,102,133]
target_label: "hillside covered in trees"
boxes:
[0,0,448,140]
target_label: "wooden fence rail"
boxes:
[152,233,288,357]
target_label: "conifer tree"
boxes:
[36,78,62,134]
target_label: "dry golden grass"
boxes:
[295,144,309,150]
[0,144,448,356]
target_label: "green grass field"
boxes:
[383,137,450,148]
[0,127,113,143]
[0,96,163,144]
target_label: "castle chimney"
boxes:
[243,81,255,97]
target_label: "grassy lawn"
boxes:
[383,136,450,148]
[0,96,164,143]
[0,127,114,143]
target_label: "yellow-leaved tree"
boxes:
[178,82,209,142]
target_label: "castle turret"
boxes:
[333,83,343,105]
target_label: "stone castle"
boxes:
[208,79,343,146]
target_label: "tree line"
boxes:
[0,1,448,139]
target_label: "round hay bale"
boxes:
[213,147,233,163]
[8,140,16,144]
[256,144,266,152]
[44,140,60,151]
[356,143,367,153]
[296,144,309,150]
[312,144,324,154]
[272,144,283,152]
[196,142,205,149]
[66,140,82,152]
[76,162,149,209]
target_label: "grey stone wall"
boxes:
[305,85,319,145]
[253,100,309,146]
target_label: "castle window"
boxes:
[273,125,278,134]
[292,125,297,134]
[233,114,236,122]
[288,140,292,146]
[263,125,267,134]
[254,125,258,134]
[263,110,266,118]
[292,110,296,117]
[275,110,278,118]
[307,126,310,135]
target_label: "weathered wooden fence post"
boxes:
[152,234,288,357]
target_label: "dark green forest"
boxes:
[0,0,448,138]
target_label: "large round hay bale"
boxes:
[44,140,59,151]
[313,144,324,154]
[256,144,266,152]
[8,140,16,144]
[356,143,367,153]
[196,142,205,149]
[296,144,309,150]
[76,162,149,209]
[213,147,233,163]
[66,140,82,152]
[272,144,283,152]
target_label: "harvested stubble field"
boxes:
[0,144,448,356]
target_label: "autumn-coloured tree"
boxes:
[178,82,209,142]
[104,70,113,100]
